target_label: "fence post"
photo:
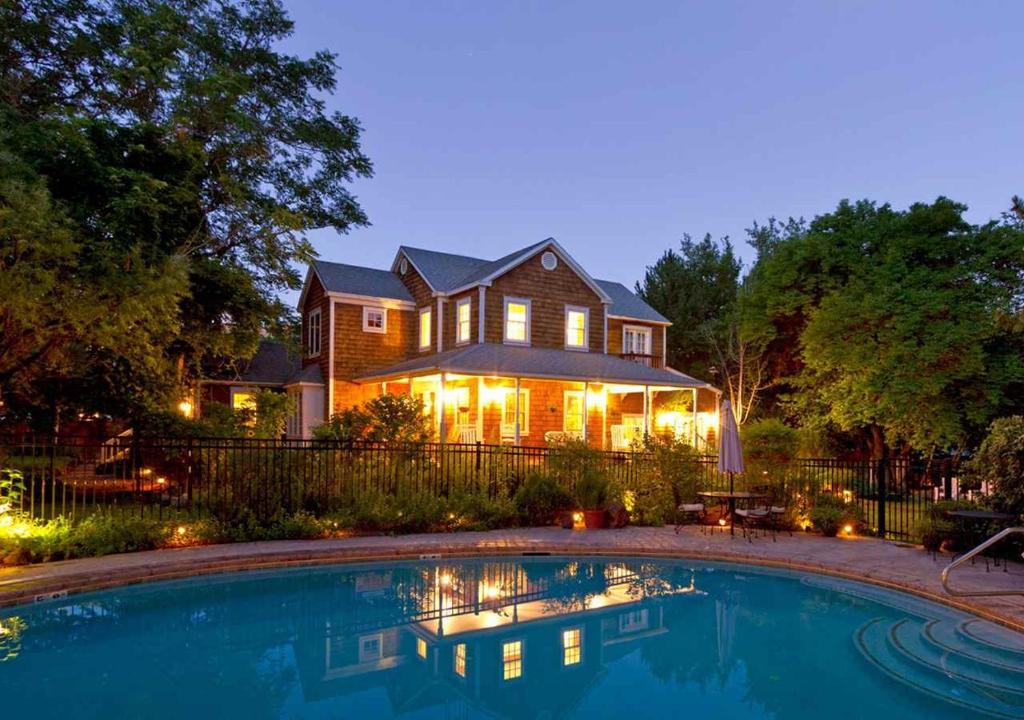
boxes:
[475,441,482,472]
[876,456,887,539]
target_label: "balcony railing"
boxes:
[619,353,663,369]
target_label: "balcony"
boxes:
[619,353,663,369]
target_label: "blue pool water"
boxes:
[2,557,1023,719]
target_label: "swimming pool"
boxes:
[1,557,1022,719]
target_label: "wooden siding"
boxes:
[483,252,606,351]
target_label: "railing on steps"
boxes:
[940,527,1024,597]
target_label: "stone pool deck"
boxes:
[1,526,1022,631]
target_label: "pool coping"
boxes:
[2,535,1023,635]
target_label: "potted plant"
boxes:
[575,467,610,529]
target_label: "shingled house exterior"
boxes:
[287,239,719,447]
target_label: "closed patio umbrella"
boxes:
[717,399,745,493]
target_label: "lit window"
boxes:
[565,307,588,349]
[419,308,432,350]
[307,307,321,356]
[622,325,652,356]
[563,391,585,433]
[416,637,427,659]
[232,390,256,427]
[359,634,382,664]
[454,643,466,677]
[562,628,581,666]
[362,306,386,334]
[500,389,529,436]
[503,298,530,344]
[456,298,472,344]
[502,640,522,680]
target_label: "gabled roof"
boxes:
[311,261,415,302]
[596,280,669,324]
[394,238,613,303]
[354,343,712,389]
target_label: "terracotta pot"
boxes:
[583,509,606,529]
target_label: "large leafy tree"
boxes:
[636,234,741,379]
[742,198,1024,456]
[0,0,371,427]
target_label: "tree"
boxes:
[635,234,741,379]
[1013,195,1024,220]
[0,0,371,427]
[743,198,1024,456]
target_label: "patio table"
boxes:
[698,491,768,536]
[943,510,1019,571]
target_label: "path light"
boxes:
[176,526,187,536]
[718,518,727,527]
[156,477,166,485]
[843,524,854,535]
[178,400,193,418]
[572,512,583,524]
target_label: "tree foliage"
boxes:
[742,198,1024,455]
[0,0,371,426]
[636,234,741,379]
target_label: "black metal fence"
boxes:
[0,435,961,541]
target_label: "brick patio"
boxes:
[1,526,1022,632]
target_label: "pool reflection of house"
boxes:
[292,561,703,717]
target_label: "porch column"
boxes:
[514,377,521,446]
[692,387,699,448]
[582,381,589,444]
[476,376,484,440]
[382,381,388,396]
[439,373,447,445]
[642,385,650,439]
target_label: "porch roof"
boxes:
[353,343,715,389]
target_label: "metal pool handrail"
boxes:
[940,527,1024,597]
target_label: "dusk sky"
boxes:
[280,1,1023,306]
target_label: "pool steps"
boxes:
[856,617,1024,718]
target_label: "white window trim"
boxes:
[564,305,590,351]
[456,297,472,345]
[503,297,532,346]
[563,390,585,434]
[418,307,432,351]
[561,626,583,667]
[362,306,387,334]
[306,307,321,357]
[622,324,653,356]
[500,388,530,436]
[501,638,525,682]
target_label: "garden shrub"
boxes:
[513,472,573,526]
[634,435,704,525]
[964,416,1024,515]
[315,394,431,443]
[809,494,864,537]
[574,466,611,510]
[65,513,168,557]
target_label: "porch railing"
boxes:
[619,353,663,368]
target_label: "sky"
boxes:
[278,0,1023,306]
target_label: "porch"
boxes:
[353,344,719,451]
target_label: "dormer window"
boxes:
[362,306,386,334]
[306,307,321,357]
[503,298,531,345]
[419,307,432,350]
[565,306,589,350]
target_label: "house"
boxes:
[288,238,719,447]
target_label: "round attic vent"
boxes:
[399,258,409,275]
[541,251,558,271]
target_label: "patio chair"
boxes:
[735,505,772,542]
[674,502,706,535]
[610,425,629,451]
[458,426,478,444]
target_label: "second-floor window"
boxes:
[456,297,472,344]
[565,306,589,350]
[504,297,531,345]
[623,325,652,356]
[306,307,321,356]
[362,306,386,334]
[419,307,432,350]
